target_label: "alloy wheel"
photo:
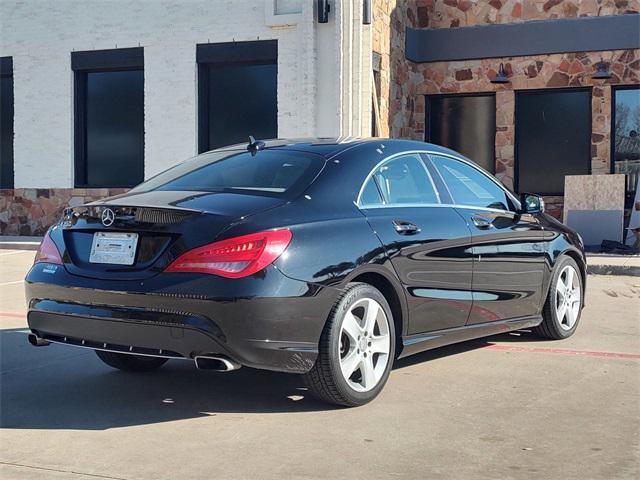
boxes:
[555,265,581,331]
[338,297,391,392]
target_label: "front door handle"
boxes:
[393,220,421,235]
[471,215,493,229]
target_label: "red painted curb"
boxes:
[0,312,26,319]
[486,344,640,360]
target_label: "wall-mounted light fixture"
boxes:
[363,0,372,25]
[490,63,510,84]
[592,61,612,80]
[317,0,330,23]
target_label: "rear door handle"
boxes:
[471,215,493,229]
[393,220,421,235]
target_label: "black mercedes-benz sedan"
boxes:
[25,138,586,406]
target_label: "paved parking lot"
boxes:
[1,249,639,479]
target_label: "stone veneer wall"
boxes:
[373,0,640,219]
[0,189,128,235]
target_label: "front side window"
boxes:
[431,155,512,211]
[131,149,324,199]
[360,154,439,206]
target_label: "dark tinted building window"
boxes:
[197,41,277,152]
[73,48,144,188]
[612,86,640,212]
[426,94,496,173]
[515,89,591,195]
[0,57,13,189]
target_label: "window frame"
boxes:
[72,47,144,188]
[356,150,520,212]
[514,87,592,196]
[197,40,278,154]
[424,91,497,174]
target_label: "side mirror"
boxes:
[520,193,545,214]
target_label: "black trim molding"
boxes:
[406,14,640,63]
[196,40,277,65]
[72,47,144,72]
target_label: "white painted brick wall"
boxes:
[1,0,366,188]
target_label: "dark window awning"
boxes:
[406,14,640,63]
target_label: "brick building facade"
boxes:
[373,0,639,219]
[0,0,372,235]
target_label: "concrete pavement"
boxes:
[0,250,638,479]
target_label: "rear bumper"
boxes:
[28,305,228,360]
[25,263,340,373]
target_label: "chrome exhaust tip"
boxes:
[28,333,50,347]
[194,355,241,372]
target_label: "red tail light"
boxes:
[165,229,292,278]
[34,230,63,265]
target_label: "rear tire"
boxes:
[534,256,583,340]
[303,283,395,407]
[95,350,168,372]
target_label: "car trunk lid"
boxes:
[58,190,284,280]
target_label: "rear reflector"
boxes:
[34,230,63,265]
[165,229,292,278]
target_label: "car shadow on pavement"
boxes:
[1,328,539,430]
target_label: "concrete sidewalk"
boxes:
[586,253,640,276]
[0,236,42,251]
[1,236,639,275]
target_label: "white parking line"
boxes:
[0,250,35,256]
[0,280,24,286]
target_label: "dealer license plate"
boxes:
[89,232,139,265]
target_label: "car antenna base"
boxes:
[247,136,266,156]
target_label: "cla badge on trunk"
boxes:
[101,208,115,227]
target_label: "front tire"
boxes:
[95,350,168,372]
[303,283,395,407]
[534,256,584,340]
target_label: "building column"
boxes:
[13,51,73,188]
[143,43,197,179]
[592,84,612,175]
[495,89,515,191]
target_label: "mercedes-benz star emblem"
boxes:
[101,208,115,227]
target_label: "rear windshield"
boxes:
[130,149,325,198]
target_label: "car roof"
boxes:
[206,137,461,159]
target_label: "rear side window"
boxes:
[431,155,511,211]
[130,150,325,198]
[360,177,383,206]
[360,154,440,206]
